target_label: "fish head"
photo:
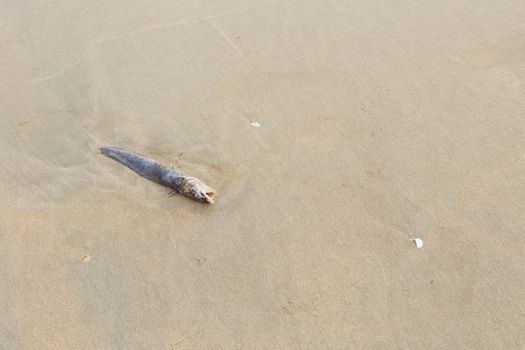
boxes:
[179,177,216,204]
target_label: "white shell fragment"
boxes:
[412,238,424,249]
[250,120,261,128]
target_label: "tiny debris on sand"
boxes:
[412,238,424,249]
[82,254,92,263]
[250,120,261,128]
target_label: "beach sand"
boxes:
[1,0,525,348]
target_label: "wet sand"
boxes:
[1,1,525,348]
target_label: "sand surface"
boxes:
[1,1,525,349]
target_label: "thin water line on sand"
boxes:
[206,19,255,71]
[2,0,280,96]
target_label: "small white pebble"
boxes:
[250,120,261,128]
[82,254,92,263]
[412,238,424,249]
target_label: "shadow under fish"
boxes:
[100,146,216,204]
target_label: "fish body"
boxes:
[101,146,215,204]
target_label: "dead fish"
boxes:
[100,146,216,204]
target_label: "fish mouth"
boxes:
[203,191,216,204]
